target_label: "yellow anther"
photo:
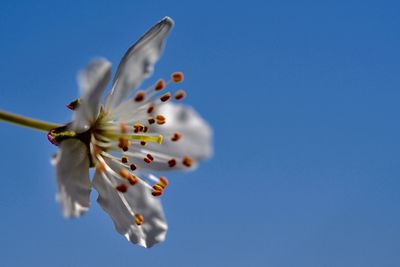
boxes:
[134,214,144,225]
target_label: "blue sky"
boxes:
[0,0,399,266]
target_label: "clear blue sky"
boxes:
[0,0,399,266]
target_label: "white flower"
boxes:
[49,17,212,248]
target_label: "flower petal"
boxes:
[71,58,112,132]
[53,139,91,218]
[93,161,167,248]
[143,103,212,171]
[105,17,174,111]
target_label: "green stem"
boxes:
[0,110,62,132]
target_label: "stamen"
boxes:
[116,184,128,193]
[171,72,184,83]
[159,176,169,188]
[152,184,163,191]
[168,159,177,167]
[144,153,154,164]
[127,175,138,185]
[133,123,144,133]
[147,117,155,124]
[147,105,155,114]
[130,163,137,171]
[160,92,171,102]
[174,90,186,100]
[121,156,129,164]
[154,79,166,91]
[134,91,145,102]
[171,132,182,142]
[152,190,163,197]
[134,214,144,226]
[140,141,147,146]
[182,156,193,167]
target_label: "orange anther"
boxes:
[159,176,169,188]
[171,132,182,142]
[134,91,145,102]
[171,72,184,83]
[174,90,186,100]
[154,79,166,91]
[116,184,128,193]
[182,156,193,167]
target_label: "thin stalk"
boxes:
[0,110,61,132]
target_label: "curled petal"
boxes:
[71,58,112,132]
[93,161,167,248]
[53,139,91,218]
[105,17,174,110]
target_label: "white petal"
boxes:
[54,139,91,218]
[105,17,174,110]
[143,103,212,171]
[93,162,167,248]
[72,58,112,132]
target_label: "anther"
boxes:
[154,79,166,91]
[168,159,177,167]
[160,92,171,102]
[120,123,128,133]
[152,184,164,191]
[143,126,149,133]
[134,91,145,102]
[174,90,186,100]
[140,141,147,146]
[152,190,163,197]
[159,176,169,188]
[147,117,155,124]
[127,175,138,185]
[156,114,166,125]
[121,156,129,164]
[118,138,130,151]
[134,214,144,226]
[171,132,182,142]
[119,168,131,179]
[147,105,155,114]
[133,123,144,133]
[182,156,193,167]
[130,163,137,171]
[144,154,153,164]
[171,72,184,83]
[116,184,128,193]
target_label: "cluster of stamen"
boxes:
[88,71,195,227]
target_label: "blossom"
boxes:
[49,17,212,248]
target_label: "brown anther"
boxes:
[140,141,147,146]
[156,115,165,121]
[147,117,155,124]
[171,72,184,83]
[154,79,166,91]
[143,126,149,133]
[121,156,129,164]
[182,156,193,167]
[134,91,145,102]
[174,90,186,100]
[127,175,138,185]
[151,190,163,197]
[133,123,144,133]
[171,132,182,142]
[147,105,155,114]
[168,159,177,168]
[159,176,169,188]
[152,184,164,191]
[130,163,137,171]
[120,123,128,133]
[144,157,152,164]
[96,162,106,173]
[146,154,154,161]
[116,184,128,193]
[118,138,130,151]
[134,214,144,226]
[160,92,171,102]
